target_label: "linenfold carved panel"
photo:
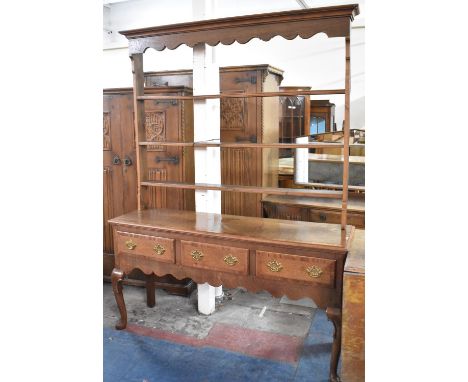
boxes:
[221,148,251,215]
[145,111,166,151]
[221,98,246,131]
[103,112,111,151]
[148,168,167,208]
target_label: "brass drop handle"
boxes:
[125,240,136,250]
[153,244,166,256]
[266,260,283,272]
[306,265,323,278]
[223,255,239,266]
[191,250,204,261]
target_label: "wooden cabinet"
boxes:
[278,86,311,158]
[103,87,195,295]
[103,89,137,257]
[262,194,365,229]
[310,100,336,134]
[144,65,284,217]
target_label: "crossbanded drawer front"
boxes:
[309,209,364,228]
[180,241,249,275]
[256,250,335,287]
[116,231,175,264]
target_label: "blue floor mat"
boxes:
[104,310,333,382]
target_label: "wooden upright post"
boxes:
[340,36,351,247]
[192,0,222,314]
[131,53,146,210]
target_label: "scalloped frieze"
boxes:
[116,254,340,309]
[128,17,351,54]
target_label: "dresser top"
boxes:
[109,208,353,252]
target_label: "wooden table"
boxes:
[341,229,365,382]
[109,208,356,382]
[262,194,365,228]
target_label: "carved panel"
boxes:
[148,168,167,208]
[145,111,166,151]
[103,112,111,151]
[221,148,250,215]
[221,98,247,131]
[103,167,114,253]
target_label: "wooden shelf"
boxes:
[140,181,342,199]
[295,182,365,192]
[138,141,346,148]
[137,89,345,101]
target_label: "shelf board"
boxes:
[295,182,365,192]
[140,181,343,199]
[137,89,345,101]
[138,141,346,148]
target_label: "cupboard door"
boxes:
[119,93,138,214]
[103,93,125,254]
[220,70,259,217]
[143,99,188,210]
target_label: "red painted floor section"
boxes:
[126,322,304,364]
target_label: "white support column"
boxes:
[192,0,221,315]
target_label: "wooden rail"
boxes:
[138,141,348,148]
[140,181,343,199]
[295,182,365,192]
[137,89,345,101]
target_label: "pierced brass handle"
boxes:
[266,260,283,272]
[125,240,136,250]
[153,244,165,256]
[306,265,323,278]
[191,250,204,261]
[223,255,239,266]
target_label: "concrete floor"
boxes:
[103,283,317,339]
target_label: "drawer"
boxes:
[116,231,175,264]
[256,250,336,287]
[308,209,364,228]
[180,241,249,275]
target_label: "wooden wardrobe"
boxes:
[103,87,195,294]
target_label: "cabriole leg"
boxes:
[111,268,127,330]
[326,307,342,382]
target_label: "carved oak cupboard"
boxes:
[145,65,284,217]
[103,87,195,294]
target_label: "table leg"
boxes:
[146,274,156,308]
[111,268,127,330]
[326,307,342,382]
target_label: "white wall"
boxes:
[103,0,365,129]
